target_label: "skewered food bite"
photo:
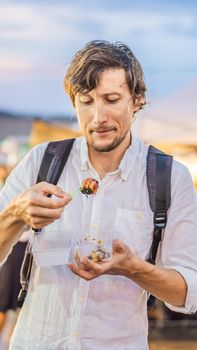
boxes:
[80,178,99,196]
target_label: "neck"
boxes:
[88,132,131,179]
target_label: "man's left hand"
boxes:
[67,239,140,281]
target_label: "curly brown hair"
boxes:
[64,40,147,110]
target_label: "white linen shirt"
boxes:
[1,136,197,350]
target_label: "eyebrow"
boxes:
[78,92,122,98]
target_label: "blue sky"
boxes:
[0,0,197,116]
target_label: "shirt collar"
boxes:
[119,136,139,180]
[80,137,90,171]
[80,134,140,180]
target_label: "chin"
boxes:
[92,140,120,152]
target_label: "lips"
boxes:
[91,128,115,134]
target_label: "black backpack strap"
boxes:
[18,138,75,302]
[146,145,172,308]
[37,138,75,185]
[34,138,75,235]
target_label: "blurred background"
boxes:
[0,0,197,349]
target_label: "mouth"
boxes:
[90,128,116,135]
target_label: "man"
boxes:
[0,40,197,350]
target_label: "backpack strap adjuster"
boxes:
[154,211,167,229]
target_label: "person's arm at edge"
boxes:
[0,203,27,262]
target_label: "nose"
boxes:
[92,101,108,124]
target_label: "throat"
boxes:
[89,153,122,179]
[95,165,119,180]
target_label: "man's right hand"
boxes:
[12,181,72,229]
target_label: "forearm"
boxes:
[0,202,26,262]
[130,257,187,306]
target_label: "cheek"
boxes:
[76,113,91,134]
[112,107,131,127]
[111,102,130,116]
[76,106,87,124]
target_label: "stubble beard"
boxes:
[90,129,130,153]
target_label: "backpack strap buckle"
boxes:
[154,211,167,229]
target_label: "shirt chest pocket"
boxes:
[114,208,153,257]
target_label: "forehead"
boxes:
[96,68,128,93]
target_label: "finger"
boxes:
[74,251,98,272]
[28,193,72,209]
[28,206,64,219]
[35,182,69,199]
[74,250,80,264]
[112,239,130,254]
[80,257,103,273]
[74,250,87,270]
[30,217,55,229]
[67,262,95,280]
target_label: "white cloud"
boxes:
[0,4,80,41]
[0,2,196,113]
[1,4,196,42]
[0,3,196,70]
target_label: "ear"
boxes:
[134,96,145,113]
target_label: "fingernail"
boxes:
[67,194,73,201]
[58,187,65,193]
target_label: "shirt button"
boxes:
[73,331,80,337]
[136,212,142,220]
[80,296,85,303]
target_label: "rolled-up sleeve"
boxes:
[165,266,197,314]
[158,162,197,314]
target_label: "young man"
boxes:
[0,40,197,350]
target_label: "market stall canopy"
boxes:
[29,119,81,146]
[0,135,30,184]
[0,136,30,167]
[0,119,81,182]
[132,81,197,188]
[133,80,197,145]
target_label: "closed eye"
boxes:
[80,100,93,105]
[106,99,120,104]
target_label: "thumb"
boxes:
[80,257,101,272]
[112,239,129,254]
